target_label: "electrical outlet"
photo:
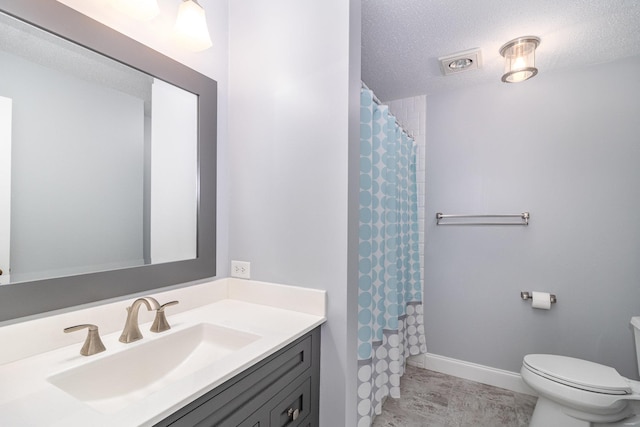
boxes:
[231,260,251,279]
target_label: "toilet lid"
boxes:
[523,354,631,395]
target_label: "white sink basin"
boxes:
[47,323,261,413]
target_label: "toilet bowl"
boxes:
[522,317,640,426]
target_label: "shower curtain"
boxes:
[357,87,426,427]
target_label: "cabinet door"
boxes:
[236,412,268,427]
[269,376,311,427]
[234,375,311,427]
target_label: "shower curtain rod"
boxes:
[361,81,384,105]
[361,81,415,140]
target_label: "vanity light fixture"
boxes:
[109,0,212,51]
[499,36,541,83]
[174,0,213,52]
[111,0,160,21]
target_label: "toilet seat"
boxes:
[523,354,631,395]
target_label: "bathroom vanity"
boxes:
[0,279,326,426]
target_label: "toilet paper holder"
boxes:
[521,291,557,304]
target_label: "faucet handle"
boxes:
[150,300,179,333]
[64,324,106,356]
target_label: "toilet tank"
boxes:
[631,317,640,376]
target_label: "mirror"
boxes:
[0,0,216,322]
[0,11,198,283]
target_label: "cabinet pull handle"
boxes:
[287,408,299,421]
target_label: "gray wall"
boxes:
[424,55,640,378]
[228,1,360,425]
[1,51,145,281]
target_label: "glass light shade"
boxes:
[174,0,213,52]
[111,0,160,21]
[499,37,540,83]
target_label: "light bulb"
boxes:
[512,56,526,70]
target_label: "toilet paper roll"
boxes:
[531,291,551,310]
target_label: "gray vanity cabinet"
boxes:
[154,327,320,427]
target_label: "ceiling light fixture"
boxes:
[499,36,541,83]
[438,48,483,76]
[174,0,213,52]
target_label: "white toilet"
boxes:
[521,317,640,426]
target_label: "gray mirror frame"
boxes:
[0,0,217,322]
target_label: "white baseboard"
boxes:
[407,353,537,396]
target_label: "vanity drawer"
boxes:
[156,327,320,427]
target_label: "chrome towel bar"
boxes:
[436,212,530,226]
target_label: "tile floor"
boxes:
[372,364,537,427]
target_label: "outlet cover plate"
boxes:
[231,260,251,279]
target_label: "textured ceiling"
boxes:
[362,0,640,101]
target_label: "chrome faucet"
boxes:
[119,297,161,343]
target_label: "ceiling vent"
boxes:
[438,48,483,76]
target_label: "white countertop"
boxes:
[0,279,327,426]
